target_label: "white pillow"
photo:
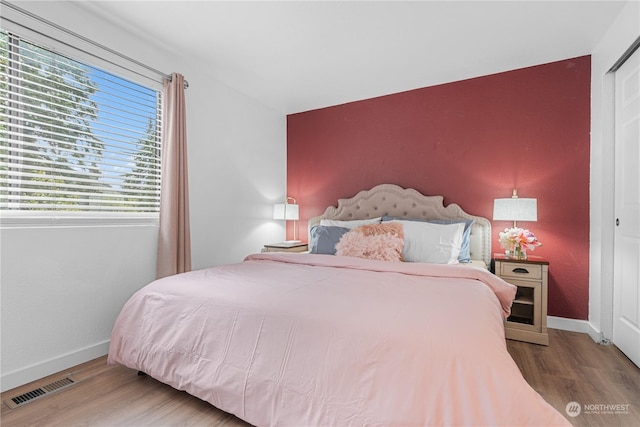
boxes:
[389,220,465,264]
[320,217,382,229]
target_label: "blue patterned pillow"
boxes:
[309,225,350,255]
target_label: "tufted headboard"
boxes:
[308,184,492,266]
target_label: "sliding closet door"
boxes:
[613,46,640,368]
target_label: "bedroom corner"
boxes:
[0,0,286,392]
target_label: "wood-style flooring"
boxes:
[507,329,640,427]
[2,329,639,426]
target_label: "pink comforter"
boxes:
[108,253,570,426]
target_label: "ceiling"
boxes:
[77,1,627,114]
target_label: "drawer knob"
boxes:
[512,267,530,274]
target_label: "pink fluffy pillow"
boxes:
[335,222,404,262]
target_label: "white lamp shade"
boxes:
[493,198,537,222]
[273,203,299,220]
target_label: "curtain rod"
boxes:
[1,0,189,89]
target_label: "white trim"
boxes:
[548,316,607,344]
[586,323,608,345]
[0,212,159,228]
[0,340,110,393]
[589,0,640,348]
[548,316,590,333]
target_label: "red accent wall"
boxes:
[287,56,591,320]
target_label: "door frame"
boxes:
[589,29,640,344]
[611,40,640,364]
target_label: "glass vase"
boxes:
[506,246,527,260]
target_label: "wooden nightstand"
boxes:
[494,254,549,345]
[262,242,308,253]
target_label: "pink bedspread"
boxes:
[108,253,570,426]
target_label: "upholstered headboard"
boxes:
[308,184,492,266]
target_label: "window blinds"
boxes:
[0,30,163,216]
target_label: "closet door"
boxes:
[613,45,640,368]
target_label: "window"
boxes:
[0,30,162,225]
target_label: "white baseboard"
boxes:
[548,316,590,333]
[1,340,110,393]
[547,316,608,344]
[585,322,609,344]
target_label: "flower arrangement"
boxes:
[498,227,541,259]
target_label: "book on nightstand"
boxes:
[262,242,308,253]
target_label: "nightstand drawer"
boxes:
[499,262,542,280]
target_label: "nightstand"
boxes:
[262,242,308,253]
[494,254,549,345]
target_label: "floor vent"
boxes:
[4,376,76,409]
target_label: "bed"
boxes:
[108,184,570,426]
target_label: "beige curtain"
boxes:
[156,73,191,279]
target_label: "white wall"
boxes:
[589,0,640,341]
[1,1,286,391]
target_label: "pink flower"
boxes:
[499,227,541,251]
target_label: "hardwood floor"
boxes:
[1,358,250,427]
[506,329,640,427]
[2,329,639,426]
